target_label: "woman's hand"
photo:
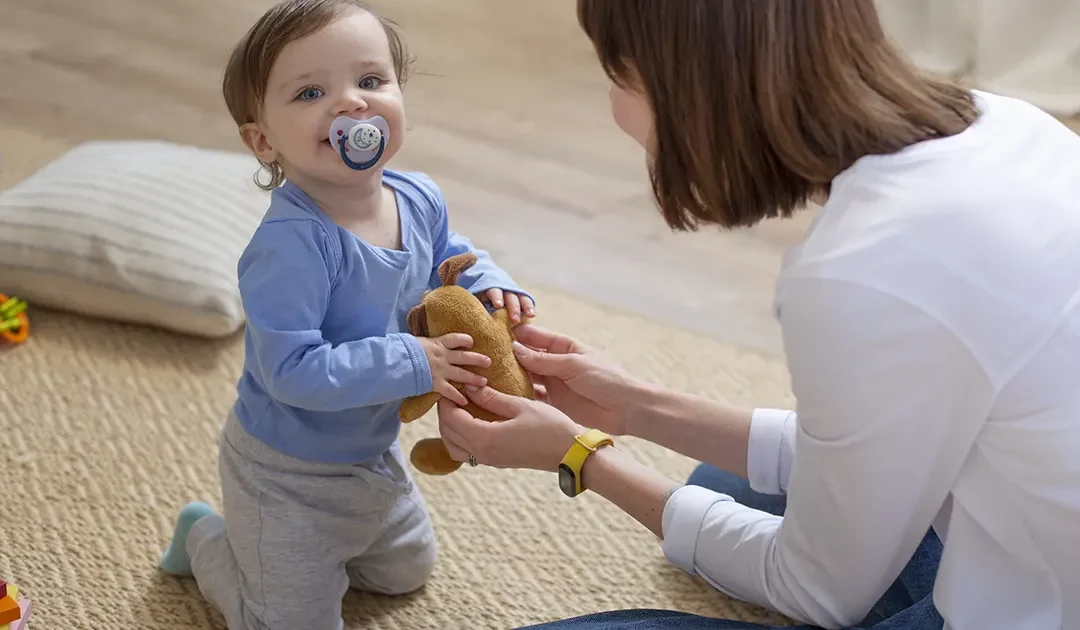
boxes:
[439,383,682,540]
[437,386,585,472]
[510,324,644,436]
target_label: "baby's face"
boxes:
[246,9,405,185]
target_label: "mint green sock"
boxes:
[159,501,217,576]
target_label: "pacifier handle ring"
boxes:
[339,136,386,171]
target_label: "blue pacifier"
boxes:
[329,115,389,170]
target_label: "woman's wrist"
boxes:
[621,379,669,438]
[579,443,679,538]
[579,439,608,490]
[550,421,588,471]
[619,380,754,478]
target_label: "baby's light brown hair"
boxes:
[222,0,412,189]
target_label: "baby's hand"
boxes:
[483,289,536,325]
[418,333,491,406]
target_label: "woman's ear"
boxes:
[239,122,278,166]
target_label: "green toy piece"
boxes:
[0,297,27,330]
[0,293,30,344]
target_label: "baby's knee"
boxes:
[350,537,437,596]
[383,539,438,595]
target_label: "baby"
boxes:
[156,1,534,627]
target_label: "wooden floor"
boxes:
[1,0,1074,356]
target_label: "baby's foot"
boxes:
[158,501,217,576]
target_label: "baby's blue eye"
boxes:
[359,76,381,90]
[298,87,322,101]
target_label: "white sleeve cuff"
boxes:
[747,408,796,495]
[661,484,732,574]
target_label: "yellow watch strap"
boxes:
[559,429,614,496]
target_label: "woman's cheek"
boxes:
[609,83,652,151]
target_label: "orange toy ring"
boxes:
[0,292,29,344]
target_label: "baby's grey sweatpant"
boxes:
[187,412,437,630]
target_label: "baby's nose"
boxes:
[336,91,368,115]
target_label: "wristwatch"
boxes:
[558,429,614,497]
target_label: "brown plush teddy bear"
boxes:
[398,252,535,475]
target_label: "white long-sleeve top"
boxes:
[661,91,1080,630]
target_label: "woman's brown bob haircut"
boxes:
[222,0,412,189]
[578,0,979,230]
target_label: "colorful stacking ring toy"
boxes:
[0,293,29,344]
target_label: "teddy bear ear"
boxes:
[407,303,429,337]
[437,253,479,286]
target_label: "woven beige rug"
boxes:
[0,128,796,629]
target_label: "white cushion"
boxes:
[0,140,270,338]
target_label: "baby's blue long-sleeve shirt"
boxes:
[232,170,528,463]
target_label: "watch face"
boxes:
[558,464,577,497]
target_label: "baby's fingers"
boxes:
[437,333,474,350]
[520,295,536,318]
[506,292,522,323]
[450,367,488,388]
[437,380,469,407]
[450,350,491,368]
[485,288,505,308]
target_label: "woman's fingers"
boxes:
[511,323,561,351]
[438,397,499,463]
[530,372,550,401]
[437,401,473,461]
[512,324,581,355]
[511,340,582,378]
[465,385,528,418]
[440,388,585,473]
[442,439,470,464]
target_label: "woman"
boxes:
[439,1,1080,629]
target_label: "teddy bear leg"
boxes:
[398,392,441,423]
[410,438,464,475]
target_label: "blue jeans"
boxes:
[519,464,943,630]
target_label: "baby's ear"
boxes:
[239,122,278,166]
